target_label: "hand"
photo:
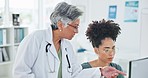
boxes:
[100,66,126,78]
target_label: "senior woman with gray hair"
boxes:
[13,2,126,78]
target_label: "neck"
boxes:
[52,30,61,52]
[89,59,109,67]
[97,59,109,67]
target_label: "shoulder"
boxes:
[63,39,71,45]
[110,62,123,71]
[25,29,46,41]
[30,29,46,38]
[20,29,47,48]
[81,62,92,69]
[62,39,73,49]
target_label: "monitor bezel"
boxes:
[128,57,148,78]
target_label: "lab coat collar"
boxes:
[45,26,53,44]
[45,27,69,60]
[45,27,59,61]
[61,39,68,52]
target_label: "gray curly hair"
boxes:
[50,2,83,30]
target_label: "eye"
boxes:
[74,26,79,29]
[112,47,116,51]
[104,48,110,53]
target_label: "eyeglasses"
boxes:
[102,47,119,54]
[67,23,79,32]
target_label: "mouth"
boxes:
[108,58,113,61]
[69,35,75,40]
[72,34,75,37]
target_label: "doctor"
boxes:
[13,2,126,78]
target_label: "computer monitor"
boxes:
[128,57,148,78]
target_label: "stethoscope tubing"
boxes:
[46,42,72,73]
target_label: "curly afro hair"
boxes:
[86,19,121,48]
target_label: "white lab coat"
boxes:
[13,27,102,78]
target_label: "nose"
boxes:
[74,28,78,33]
[108,51,115,56]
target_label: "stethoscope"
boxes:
[46,42,72,73]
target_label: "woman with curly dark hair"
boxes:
[81,19,125,78]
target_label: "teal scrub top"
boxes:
[58,48,62,78]
[81,62,124,78]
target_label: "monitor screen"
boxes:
[129,57,148,78]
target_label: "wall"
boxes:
[140,0,148,58]
[70,0,148,58]
[69,0,148,73]
[88,0,142,60]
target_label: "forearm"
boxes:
[72,67,102,78]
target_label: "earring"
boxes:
[60,30,61,31]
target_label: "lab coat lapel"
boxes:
[61,40,72,77]
[45,27,59,61]
[44,27,60,74]
[61,39,68,62]
[48,43,59,60]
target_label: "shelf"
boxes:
[0,44,12,47]
[13,26,28,28]
[0,61,12,66]
[14,43,20,46]
[0,26,12,29]
[0,26,28,77]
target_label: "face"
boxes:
[62,19,80,40]
[95,37,116,64]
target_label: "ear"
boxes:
[94,48,99,54]
[57,20,64,30]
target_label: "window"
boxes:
[9,0,66,33]
[9,0,38,30]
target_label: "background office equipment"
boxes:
[0,48,3,62]
[128,57,148,78]
[14,28,25,43]
[0,26,28,78]
[0,29,6,45]
[1,0,148,78]
[12,14,20,26]
[0,47,9,62]
[2,47,9,61]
